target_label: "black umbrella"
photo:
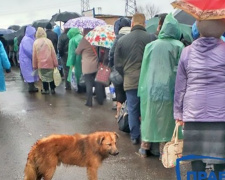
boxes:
[0,29,16,45]
[16,25,30,45]
[50,11,81,23]
[0,28,15,35]
[32,19,55,29]
[3,32,17,46]
[8,25,21,31]
[173,10,195,26]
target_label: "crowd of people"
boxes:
[1,11,225,178]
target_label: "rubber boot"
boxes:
[28,82,38,93]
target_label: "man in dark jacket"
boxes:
[114,13,156,145]
[45,22,58,54]
[58,28,70,89]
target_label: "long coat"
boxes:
[114,25,156,91]
[0,41,11,92]
[19,26,39,83]
[66,28,83,83]
[32,28,58,69]
[138,14,184,142]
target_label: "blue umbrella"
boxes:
[0,28,15,35]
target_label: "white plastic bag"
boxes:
[53,68,62,86]
[71,67,78,91]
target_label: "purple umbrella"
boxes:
[63,17,106,29]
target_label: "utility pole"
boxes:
[81,0,90,14]
[125,0,137,16]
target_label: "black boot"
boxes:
[28,83,38,93]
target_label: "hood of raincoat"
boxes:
[192,37,222,53]
[25,26,36,40]
[36,27,47,38]
[67,28,81,40]
[53,25,61,37]
[158,13,181,40]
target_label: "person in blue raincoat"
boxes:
[53,25,61,38]
[19,26,39,92]
[0,41,11,92]
[137,13,184,158]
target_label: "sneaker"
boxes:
[65,86,71,90]
[131,138,140,145]
[137,148,148,158]
[112,105,117,111]
[85,103,92,107]
[41,90,50,94]
[51,89,56,94]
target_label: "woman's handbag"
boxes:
[117,101,130,133]
[109,66,123,85]
[162,123,183,168]
[53,67,62,86]
[95,63,111,86]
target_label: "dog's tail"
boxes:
[24,158,37,180]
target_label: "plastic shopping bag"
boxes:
[71,67,78,91]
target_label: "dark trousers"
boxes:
[114,83,126,104]
[126,89,141,140]
[191,160,225,180]
[84,73,105,106]
[43,81,55,91]
[62,55,70,89]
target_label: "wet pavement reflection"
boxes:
[0,68,191,180]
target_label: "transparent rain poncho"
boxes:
[138,14,184,142]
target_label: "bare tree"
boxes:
[137,3,160,19]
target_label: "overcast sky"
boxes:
[0,0,174,29]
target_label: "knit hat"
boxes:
[46,22,52,30]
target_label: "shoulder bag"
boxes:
[92,46,111,86]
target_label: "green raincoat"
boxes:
[138,14,184,143]
[66,28,83,83]
[13,37,18,52]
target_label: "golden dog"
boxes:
[24,131,119,180]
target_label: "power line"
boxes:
[81,0,90,13]
[125,0,137,16]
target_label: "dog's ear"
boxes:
[97,136,105,145]
[114,132,119,139]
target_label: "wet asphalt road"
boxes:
[0,67,191,180]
